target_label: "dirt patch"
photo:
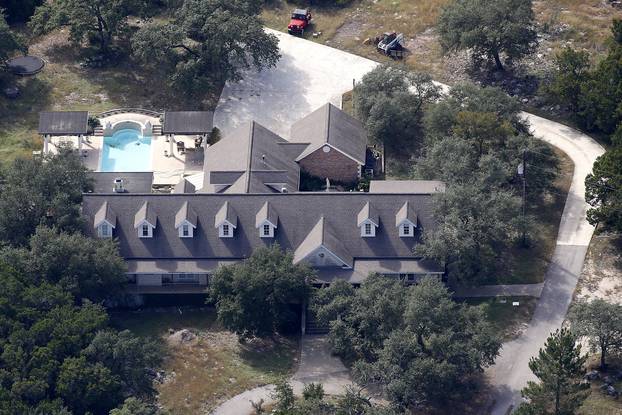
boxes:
[576,234,622,304]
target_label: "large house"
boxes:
[43,103,444,295]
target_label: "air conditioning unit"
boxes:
[113,178,125,193]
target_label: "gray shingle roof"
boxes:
[134,201,157,228]
[82,192,435,262]
[293,216,352,267]
[369,180,446,194]
[38,111,88,135]
[202,121,300,193]
[290,103,367,165]
[175,201,197,228]
[173,178,196,194]
[93,201,116,228]
[162,111,214,134]
[89,172,153,194]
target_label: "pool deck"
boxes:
[47,113,204,186]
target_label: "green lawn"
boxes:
[110,308,299,415]
[464,297,538,341]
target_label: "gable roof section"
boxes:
[290,103,366,165]
[175,201,197,228]
[255,201,278,227]
[173,178,196,194]
[396,201,417,227]
[94,201,116,228]
[162,111,214,135]
[134,201,157,228]
[293,216,352,267]
[38,111,88,136]
[214,201,237,228]
[357,202,379,227]
[202,121,300,193]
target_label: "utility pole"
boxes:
[518,149,527,246]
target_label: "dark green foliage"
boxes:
[272,378,296,415]
[315,276,500,410]
[585,146,622,232]
[0,226,127,302]
[30,0,140,55]
[353,64,440,154]
[0,148,93,246]
[302,382,324,401]
[515,328,589,415]
[0,0,44,23]
[546,48,591,113]
[569,299,622,370]
[437,0,537,70]
[132,0,280,95]
[109,397,165,415]
[208,244,313,337]
[0,11,22,62]
[415,83,557,283]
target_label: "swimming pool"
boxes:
[100,128,152,172]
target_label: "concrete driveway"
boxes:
[214,29,378,139]
[213,29,606,415]
[487,113,605,414]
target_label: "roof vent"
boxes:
[113,178,125,193]
[261,154,267,165]
[281,187,288,193]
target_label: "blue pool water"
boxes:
[101,129,152,172]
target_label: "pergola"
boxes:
[162,111,214,156]
[38,111,89,154]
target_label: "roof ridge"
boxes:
[245,121,255,192]
[324,103,331,144]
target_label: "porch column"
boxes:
[78,134,83,153]
[169,134,174,156]
[43,135,49,154]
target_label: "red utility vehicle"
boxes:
[287,8,312,36]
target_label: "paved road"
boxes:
[487,113,604,414]
[212,30,606,414]
[211,335,352,415]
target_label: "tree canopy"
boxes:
[0,11,22,64]
[0,147,93,246]
[516,328,589,415]
[30,0,140,55]
[585,146,622,232]
[353,64,440,153]
[314,275,500,410]
[569,299,622,370]
[208,244,313,337]
[0,0,44,23]
[132,0,280,95]
[414,84,557,283]
[437,0,537,70]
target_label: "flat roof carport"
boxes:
[162,111,214,135]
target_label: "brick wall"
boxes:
[298,146,360,183]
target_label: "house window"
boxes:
[222,224,229,236]
[361,221,375,237]
[219,223,233,238]
[99,223,110,238]
[399,223,414,238]
[182,225,189,236]
[261,223,274,238]
[365,223,372,234]
[142,224,149,237]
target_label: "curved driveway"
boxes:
[213,30,605,415]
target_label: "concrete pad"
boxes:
[214,29,379,139]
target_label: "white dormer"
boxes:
[396,202,417,238]
[137,221,155,238]
[219,222,234,238]
[94,201,116,239]
[357,202,379,238]
[134,201,156,239]
[175,201,197,238]
[256,201,278,238]
[97,221,114,238]
[215,201,237,239]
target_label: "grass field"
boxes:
[465,297,538,341]
[110,308,298,415]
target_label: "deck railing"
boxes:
[95,108,163,118]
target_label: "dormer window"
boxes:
[139,223,154,238]
[178,223,195,238]
[175,202,197,239]
[260,222,275,238]
[97,222,113,238]
[134,202,156,239]
[219,223,234,238]
[360,220,377,237]
[399,223,414,237]
[182,224,189,237]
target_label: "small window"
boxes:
[399,223,414,238]
[263,224,270,235]
[182,224,189,236]
[142,224,149,237]
[100,223,109,237]
[403,224,410,235]
[365,223,372,235]
[222,224,229,236]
